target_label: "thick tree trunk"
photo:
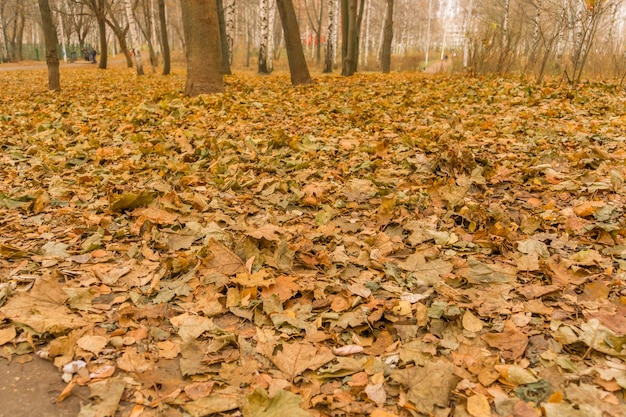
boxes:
[38,0,60,91]
[180,0,224,95]
[342,0,358,75]
[158,0,171,75]
[381,0,393,73]
[276,0,312,85]
[216,0,231,74]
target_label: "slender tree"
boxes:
[124,0,144,75]
[133,0,159,71]
[105,7,133,68]
[0,6,8,62]
[258,0,271,73]
[180,0,224,95]
[323,0,338,73]
[224,0,235,65]
[305,0,324,65]
[216,0,231,74]
[38,0,60,90]
[276,0,312,85]
[157,0,170,75]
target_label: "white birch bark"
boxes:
[324,0,337,71]
[225,0,235,65]
[502,0,510,49]
[268,0,276,70]
[361,0,370,67]
[124,0,144,75]
[259,0,270,72]
[462,0,474,67]
[57,6,67,62]
[333,0,339,65]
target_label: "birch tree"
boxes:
[258,0,271,73]
[323,0,338,72]
[224,0,235,65]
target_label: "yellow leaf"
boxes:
[467,394,491,417]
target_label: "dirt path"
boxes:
[0,358,90,417]
[0,55,129,72]
[424,59,453,74]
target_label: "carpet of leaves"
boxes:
[1,66,626,417]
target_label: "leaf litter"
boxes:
[1,67,626,416]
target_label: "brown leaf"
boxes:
[0,277,88,334]
[391,359,459,415]
[482,321,529,360]
[268,341,335,381]
[202,238,245,276]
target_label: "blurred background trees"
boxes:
[3,0,625,81]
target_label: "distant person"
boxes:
[90,48,97,64]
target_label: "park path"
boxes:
[0,55,129,72]
[424,58,453,74]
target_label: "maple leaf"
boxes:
[390,360,459,415]
[259,340,335,381]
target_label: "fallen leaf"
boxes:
[267,341,335,381]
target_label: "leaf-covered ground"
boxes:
[1,66,626,417]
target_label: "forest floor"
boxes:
[0,65,625,417]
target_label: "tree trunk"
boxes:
[124,0,144,75]
[276,0,312,85]
[425,0,432,67]
[323,0,337,73]
[224,0,235,65]
[258,0,271,73]
[134,0,158,71]
[158,0,171,75]
[104,11,133,67]
[361,0,369,68]
[340,0,348,72]
[216,0,231,74]
[462,0,474,68]
[315,0,323,64]
[180,0,224,95]
[38,0,60,91]
[96,0,108,69]
[0,7,8,62]
[342,0,358,75]
[16,1,25,61]
[381,0,393,73]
